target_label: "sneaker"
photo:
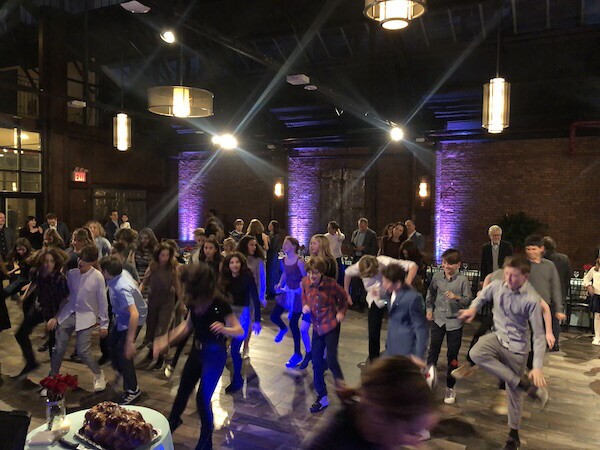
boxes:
[503,437,521,449]
[39,387,48,397]
[242,347,250,359]
[286,353,303,368]
[225,381,243,394]
[119,389,141,405]
[299,352,312,370]
[274,327,288,343]
[37,342,49,352]
[528,385,549,408]
[451,363,478,380]
[493,391,509,415]
[164,363,174,378]
[93,370,107,392]
[444,388,456,404]
[593,338,600,346]
[418,429,431,441]
[310,395,329,413]
[424,365,437,390]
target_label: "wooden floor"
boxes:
[2,298,600,450]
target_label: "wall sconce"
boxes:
[274,178,284,198]
[418,178,429,198]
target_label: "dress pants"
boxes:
[426,323,462,388]
[312,325,344,397]
[470,333,528,429]
[15,306,55,367]
[109,327,138,392]
[367,303,386,361]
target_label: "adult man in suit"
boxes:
[350,217,378,311]
[405,220,425,252]
[480,225,513,281]
[41,213,70,249]
[104,209,120,243]
[0,212,15,260]
[351,217,378,262]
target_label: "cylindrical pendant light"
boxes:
[148,86,214,118]
[482,78,510,134]
[113,113,131,151]
[363,0,426,30]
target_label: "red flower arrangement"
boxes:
[584,264,594,272]
[184,246,194,252]
[40,374,78,401]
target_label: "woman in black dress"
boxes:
[154,263,243,450]
[19,216,43,250]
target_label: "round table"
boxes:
[25,405,174,450]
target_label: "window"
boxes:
[0,127,42,192]
[319,169,365,235]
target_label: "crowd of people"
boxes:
[0,209,593,450]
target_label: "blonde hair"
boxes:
[222,237,236,253]
[85,220,106,238]
[310,234,335,260]
[358,255,379,278]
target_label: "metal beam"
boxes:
[419,17,430,47]
[447,9,457,43]
[339,26,354,56]
[271,37,287,61]
[479,2,486,38]
[510,0,518,34]
[316,30,332,58]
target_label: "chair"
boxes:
[0,409,31,450]
[566,278,592,330]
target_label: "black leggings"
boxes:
[15,306,55,367]
[270,304,301,355]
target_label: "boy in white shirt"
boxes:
[50,245,108,392]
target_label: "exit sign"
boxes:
[72,168,88,183]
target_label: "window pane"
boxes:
[21,151,41,172]
[0,149,19,170]
[21,130,41,151]
[0,171,18,192]
[0,127,16,149]
[21,172,41,193]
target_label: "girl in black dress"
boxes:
[154,264,243,450]
[19,216,43,249]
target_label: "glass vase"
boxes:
[46,397,66,431]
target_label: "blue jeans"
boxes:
[312,325,344,397]
[230,306,250,385]
[169,344,227,449]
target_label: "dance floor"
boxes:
[1,298,600,449]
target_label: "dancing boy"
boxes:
[425,248,472,404]
[460,254,548,450]
[302,257,349,413]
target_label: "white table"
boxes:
[25,405,173,450]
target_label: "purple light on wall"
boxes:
[287,156,320,246]
[178,154,207,241]
[434,142,472,261]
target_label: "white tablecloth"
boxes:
[25,405,173,450]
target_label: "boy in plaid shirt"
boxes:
[302,256,349,413]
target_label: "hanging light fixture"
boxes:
[148,34,213,118]
[482,0,510,134]
[113,113,131,151]
[113,56,132,151]
[363,0,426,30]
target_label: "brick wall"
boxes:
[178,151,273,241]
[435,136,600,269]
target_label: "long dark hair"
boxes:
[180,263,217,308]
[399,239,422,263]
[237,235,265,260]
[8,237,33,262]
[200,237,223,264]
[137,227,158,251]
[219,251,250,291]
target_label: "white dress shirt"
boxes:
[57,267,109,331]
[325,232,345,259]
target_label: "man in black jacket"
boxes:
[104,210,120,243]
[41,213,70,249]
[480,225,513,281]
[350,218,377,311]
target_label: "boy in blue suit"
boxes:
[381,265,428,364]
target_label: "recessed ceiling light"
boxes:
[120,1,150,14]
[304,85,317,91]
